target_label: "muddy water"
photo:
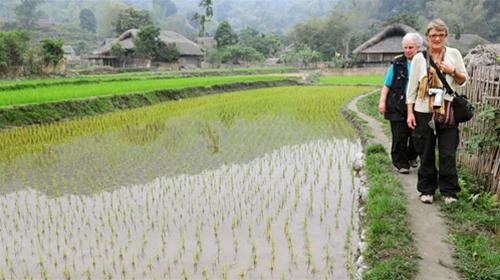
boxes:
[0,113,355,195]
[0,139,361,279]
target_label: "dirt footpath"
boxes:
[349,92,461,280]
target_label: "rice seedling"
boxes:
[0,85,368,279]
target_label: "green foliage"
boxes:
[133,25,180,63]
[239,27,282,57]
[155,43,180,63]
[133,25,161,59]
[14,0,44,29]
[439,169,500,280]
[214,21,237,49]
[115,7,153,35]
[465,105,500,152]
[220,45,264,64]
[40,38,63,66]
[110,43,125,59]
[192,0,214,36]
[280,47,322,68]
[288,11,351,60]
[79,8,97,34]
[383,13,421,30]
[426,0,490,39]
[205,48,223,66]
[0,31,30,75]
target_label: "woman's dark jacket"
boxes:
[385,55,409,122]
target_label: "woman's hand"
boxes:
[438,61,455,75]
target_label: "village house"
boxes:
[87,29,204,69]
[352,24,422,67]
[353,23,490,67]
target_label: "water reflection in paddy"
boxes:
[0,86,368,278]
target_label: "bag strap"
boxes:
[422,50,457,97]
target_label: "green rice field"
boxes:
[0,75,289,107]
[0,67,297,91]
[319,75,383,85]
[0,84,373,279]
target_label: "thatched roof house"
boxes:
[89,29,204,68]
[353,24,423,67]
[62,45,78,61]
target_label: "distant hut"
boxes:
[196,37,217,51]
[353,24,423,67]
[87,29,204,69]
[62,45,78,61]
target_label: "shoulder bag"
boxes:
[425,51,475,124]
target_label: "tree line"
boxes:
[1,0,498,72]
[0,31,64,77]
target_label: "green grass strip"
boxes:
[356,89,390,136]
[0,66,298,91]
[0,75,287,107]
[439,170,500,280]
[319,75,383,85]
[362,144,417,279]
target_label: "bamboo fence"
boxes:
[457,65,500,197]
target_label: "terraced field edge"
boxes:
[0,79,299,130]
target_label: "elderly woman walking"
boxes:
[406,19,468,204]
[378,32,423,174]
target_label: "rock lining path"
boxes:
[349,91,461,280]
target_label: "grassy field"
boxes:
[0,75,289,107]
[0,85,372,279]
[0,67,297,90]
[320,75,383,85]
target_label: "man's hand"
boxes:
[407,112,416,130]
[378,99,386,114]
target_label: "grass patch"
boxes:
[319,75,383,85]
[362,144,417,279]
[439,169,500,280]
[356,89,390,136]
[342,108,373,141]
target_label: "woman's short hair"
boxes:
[402,32,424,49]
[426,18,449,35]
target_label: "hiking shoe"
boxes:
[397,167,410,174]
[420,194,434,204]
[444,197,458,205]
[409,159,418,168]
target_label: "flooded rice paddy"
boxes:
[0,86,370,279]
